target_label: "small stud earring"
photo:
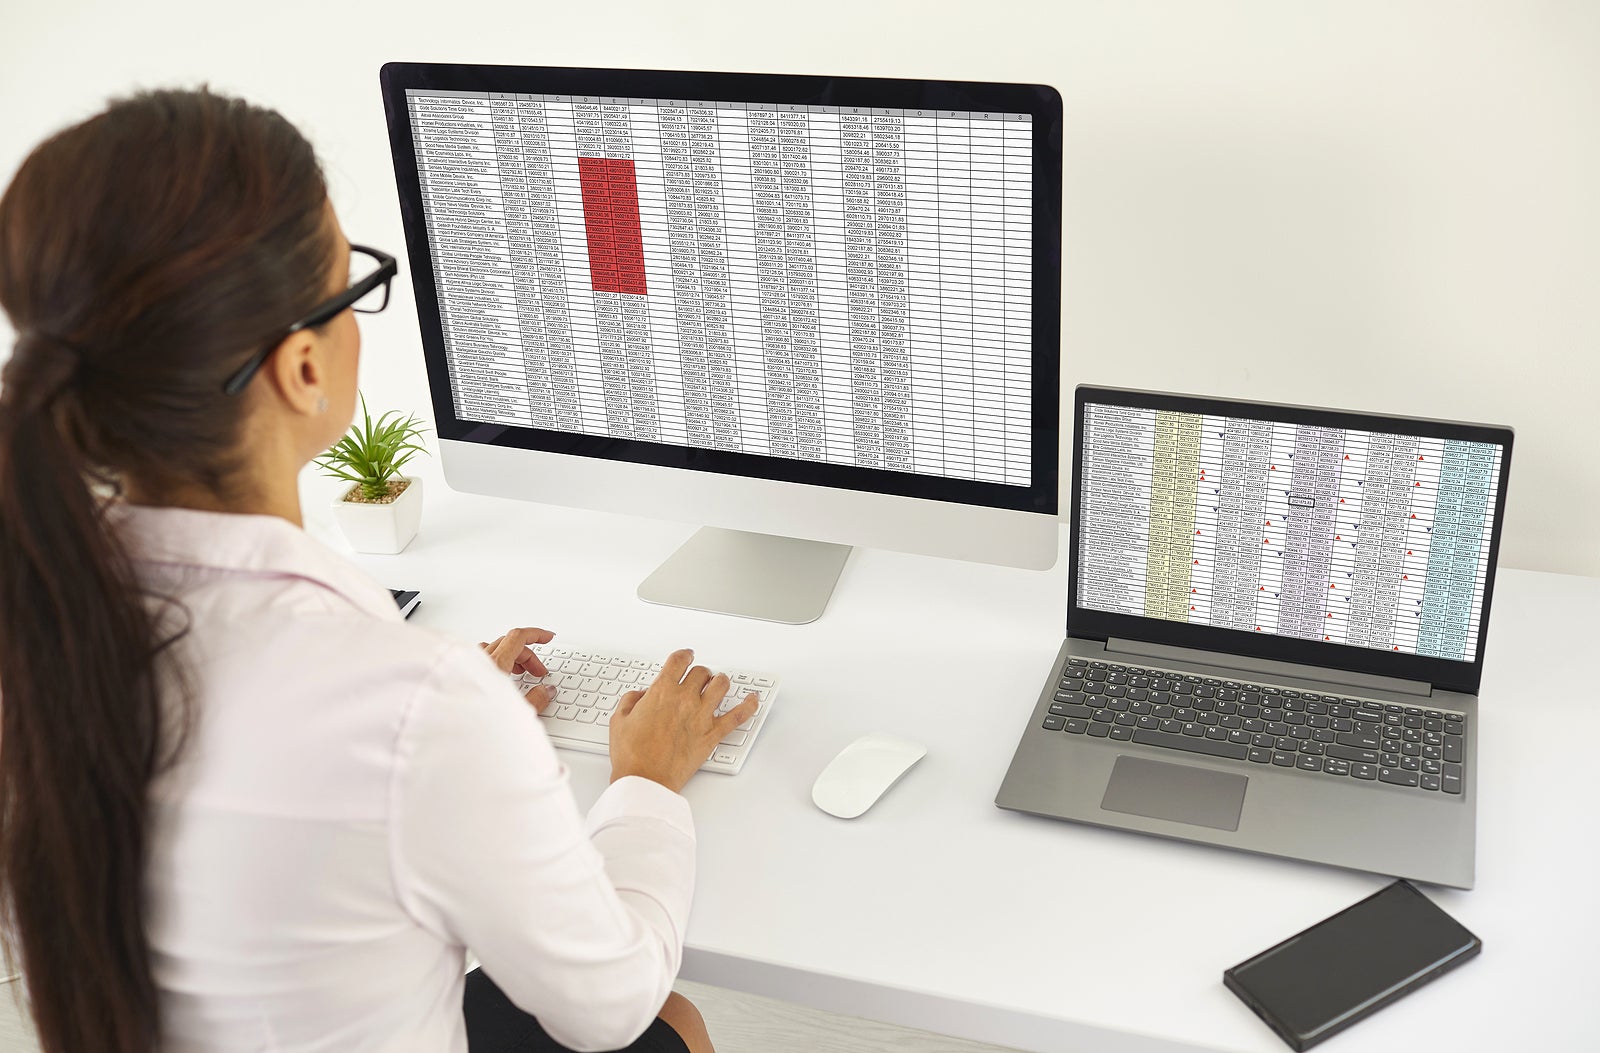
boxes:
[317,395,328,414]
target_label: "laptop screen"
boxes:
[1071,390,1511,687]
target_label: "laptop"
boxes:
[996,387,1513,889]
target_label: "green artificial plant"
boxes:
[315,394,431,503]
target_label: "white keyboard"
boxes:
[508,645,779,775]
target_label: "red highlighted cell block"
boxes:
[577,157,648,295]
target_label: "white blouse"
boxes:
[113,505,694,1052]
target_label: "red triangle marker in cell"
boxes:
[1191,606,1196,611]
[1407,550,1412,555]
[1411,513,1417,518]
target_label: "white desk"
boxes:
[309,474,1599,1053]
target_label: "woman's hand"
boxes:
[607,648,760,793]
[480,627,557,712]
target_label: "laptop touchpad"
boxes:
[1100,755,1247,832]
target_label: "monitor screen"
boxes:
[1075,401,1507,664]
[381,65,1060,516]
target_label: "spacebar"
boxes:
[545,719,610,745]
[1131,729,1249,761]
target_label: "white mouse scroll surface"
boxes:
[812,733,928,819]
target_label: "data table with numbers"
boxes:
[1076,404,1505,661]
[405,89,1034,486]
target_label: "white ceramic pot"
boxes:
[331,476,423,554]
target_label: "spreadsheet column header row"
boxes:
[405,90,1030,121]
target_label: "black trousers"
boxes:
[463,968,690,1053]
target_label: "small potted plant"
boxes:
[317,395,431,554]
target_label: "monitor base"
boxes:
[638,527,851,624]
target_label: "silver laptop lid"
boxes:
[1067,387,1513,696]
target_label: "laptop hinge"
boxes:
[1104,638,1433,698]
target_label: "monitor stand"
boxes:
[637,527,851,624]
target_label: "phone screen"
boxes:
[1226,881,1480,1049]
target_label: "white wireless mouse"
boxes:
[811,733,927,819]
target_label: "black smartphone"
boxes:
[1224,881,1480,1051]
[389,589,421,619]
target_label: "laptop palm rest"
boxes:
[1100,756,1248,832]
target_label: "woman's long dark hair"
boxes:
[0,88,337,1053]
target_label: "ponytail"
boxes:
[0,332,175,1051]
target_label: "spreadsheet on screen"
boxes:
[1076,404,1504,662]
[405,90,1034,487]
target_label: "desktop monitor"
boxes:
[379,63,1062,622]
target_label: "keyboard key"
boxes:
[1442,762,1464,794]
[1248,747,1271,763]
[1109,726,1133,740]
[1271,751,1295,766]
[1296,755,1324,772]
[1093,709,1115,723]
[1350,763,1378,780]
[1064,718,1090,734]
[1443,736,1464,763]
[1204,726,1229,741]
[1182,722,1205,737]
[1336,730,1381,750]
[1115,712,1137,726]
[1087,723,1111,738]
[1323,759,1351,776]
[1421,773,1441,791]
[1379,768,1420,787]
[1042,716,1066,731]
[1327,743,1380,764]
[1132,728,1249,760]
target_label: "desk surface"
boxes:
[309,473,1599,1053]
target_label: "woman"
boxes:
[0,88,756,1053]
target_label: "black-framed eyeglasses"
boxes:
[221,244,398,396]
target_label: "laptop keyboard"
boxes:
[1042,658,1467,794]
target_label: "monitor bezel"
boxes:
[378,61,1062,517]
[1067,385,1513,696]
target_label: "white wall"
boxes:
[2,0,1595,576]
